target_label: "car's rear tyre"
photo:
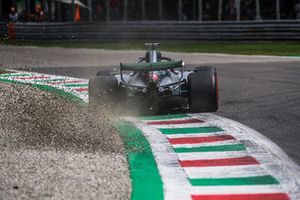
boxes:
[188,66,219,112]
[88,75,120,107]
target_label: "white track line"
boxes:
[188,185,285,195]
[177,151,251,161]
[185,165,269,179]
[172,140,242,148]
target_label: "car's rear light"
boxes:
[147,72,160,82]
[152,73,159,81]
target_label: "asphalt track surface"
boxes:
[1,46,299,165]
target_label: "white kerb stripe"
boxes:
[185,165,269,179]
[177,151,250,161]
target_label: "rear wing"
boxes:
[119,60,184,85]
[120,60,183,71]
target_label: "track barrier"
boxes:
[1,20,300,41]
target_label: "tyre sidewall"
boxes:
[188,66,218,112]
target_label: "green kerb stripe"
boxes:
[139,114,188,121]
[63,84,89,87]
[0,73,31,77]
[175,144,246,153]
[114,122,163,200]
[189,175,279,186]
[159,126,224,135]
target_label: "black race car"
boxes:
[89,43,219,114]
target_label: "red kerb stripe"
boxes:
[49,80,84,85]
[192,193,290,200]
[16,76,49,80]
[74,88,88,92]
[180,156,260,167]
[169,135,235,145]
[147,118,203,125]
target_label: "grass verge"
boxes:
[2,40,300,56]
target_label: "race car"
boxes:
[89,43,219,114]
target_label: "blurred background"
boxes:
[1,0,300,42]
[1,0,300,23]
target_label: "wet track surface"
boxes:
[25,61,300,165]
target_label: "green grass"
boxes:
[2,39,300,56]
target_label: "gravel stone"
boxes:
[0,82,131,200]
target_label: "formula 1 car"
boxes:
[89,43,219,114]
